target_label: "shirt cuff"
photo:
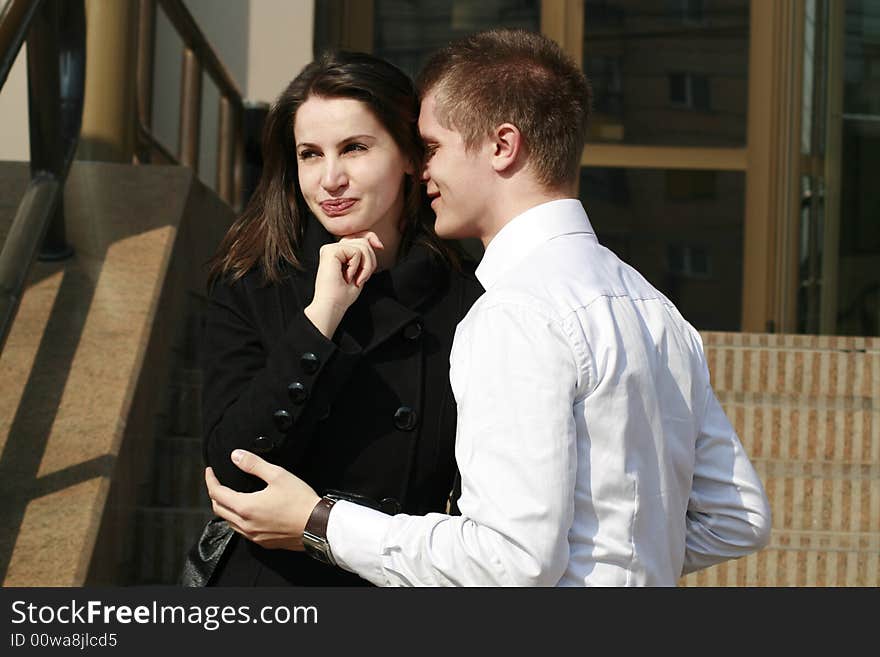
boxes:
[327,500,393,585]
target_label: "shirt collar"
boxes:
[475,199,595,290]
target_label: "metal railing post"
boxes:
[26,0,85,261]
[217,95,235,204]
[179,47,201,169]
[135,0,156,163]
[77,0,137,164]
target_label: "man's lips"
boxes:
[319,198,357,216]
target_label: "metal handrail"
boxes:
[0,0,85,354]
[135,0,244,209]
[1,0,241,355]
[0,0,40,91]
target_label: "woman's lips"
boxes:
[319,199,357,216]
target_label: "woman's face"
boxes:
[294,95,412,242]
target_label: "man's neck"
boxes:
[479,186,575,249]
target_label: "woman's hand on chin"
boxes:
[305,231,384,338]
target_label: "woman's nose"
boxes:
[320,158,348,191]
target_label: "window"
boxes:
[668,244,711,277]
[668,72,712,110]
[584,0,745,145]
[581,167,743,331]
[666,170,717,200]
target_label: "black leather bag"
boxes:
[179,516,236,587]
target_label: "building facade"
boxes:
[316,0,880,339]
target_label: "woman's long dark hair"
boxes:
[208,51,456,285]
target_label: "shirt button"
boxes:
[300,352,320,374]
[403,321,423,341]
[273,409,292,432]
[288,382,308,404]
[380,497,402,515]
[252,435,274,453]
[393,406,418,431]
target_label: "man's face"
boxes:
[418,93,491,240]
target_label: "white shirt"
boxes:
[328,199,771,586]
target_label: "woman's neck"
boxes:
[372,222,403,272]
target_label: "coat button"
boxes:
[252,435,274,453]
[393,406,418,431]
[380,498,401,515]
[288,382,308,404]
[403,321,423,341]
[300,352,320,374]
[273,409,292,432]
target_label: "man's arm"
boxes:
[682,387,772,574]
[329,300,582,586]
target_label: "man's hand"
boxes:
[205,450,321,551]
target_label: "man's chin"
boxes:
[433,215,471,241]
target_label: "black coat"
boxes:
[202,218,483,585]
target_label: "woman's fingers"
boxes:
[334,238,377,287]
[342,230,384,252]
[356,239,377,286]
[342,247,361,284]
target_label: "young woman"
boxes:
[191,51,482,586]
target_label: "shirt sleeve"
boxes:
[328,300,580,586]
[202,277,362,492]
[682,387,772,574]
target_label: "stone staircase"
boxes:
[0,162,237,587]
[124,290,213,585]
[680,332,880,586]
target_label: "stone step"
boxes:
[752,460,880,535]
[679,533,880,586]
[702,335,879,399]
[145,435,210,508]
[719,398,879,464]
[126,305,211,585]
[162,379,202,438]
[125,507,214,586]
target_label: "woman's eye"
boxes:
[343,143,367,154]
[297,150,318,161]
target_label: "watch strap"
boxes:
[303,497,337,566]
[305,496,336,539]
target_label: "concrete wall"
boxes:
[247,0,315,104]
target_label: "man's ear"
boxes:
[490,123,522,173]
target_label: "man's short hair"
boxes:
[417,28,592,189]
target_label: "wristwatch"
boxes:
[302,496,337,566]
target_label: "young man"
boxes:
[206,29,771,586]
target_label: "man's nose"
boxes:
[420,162,430,183]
